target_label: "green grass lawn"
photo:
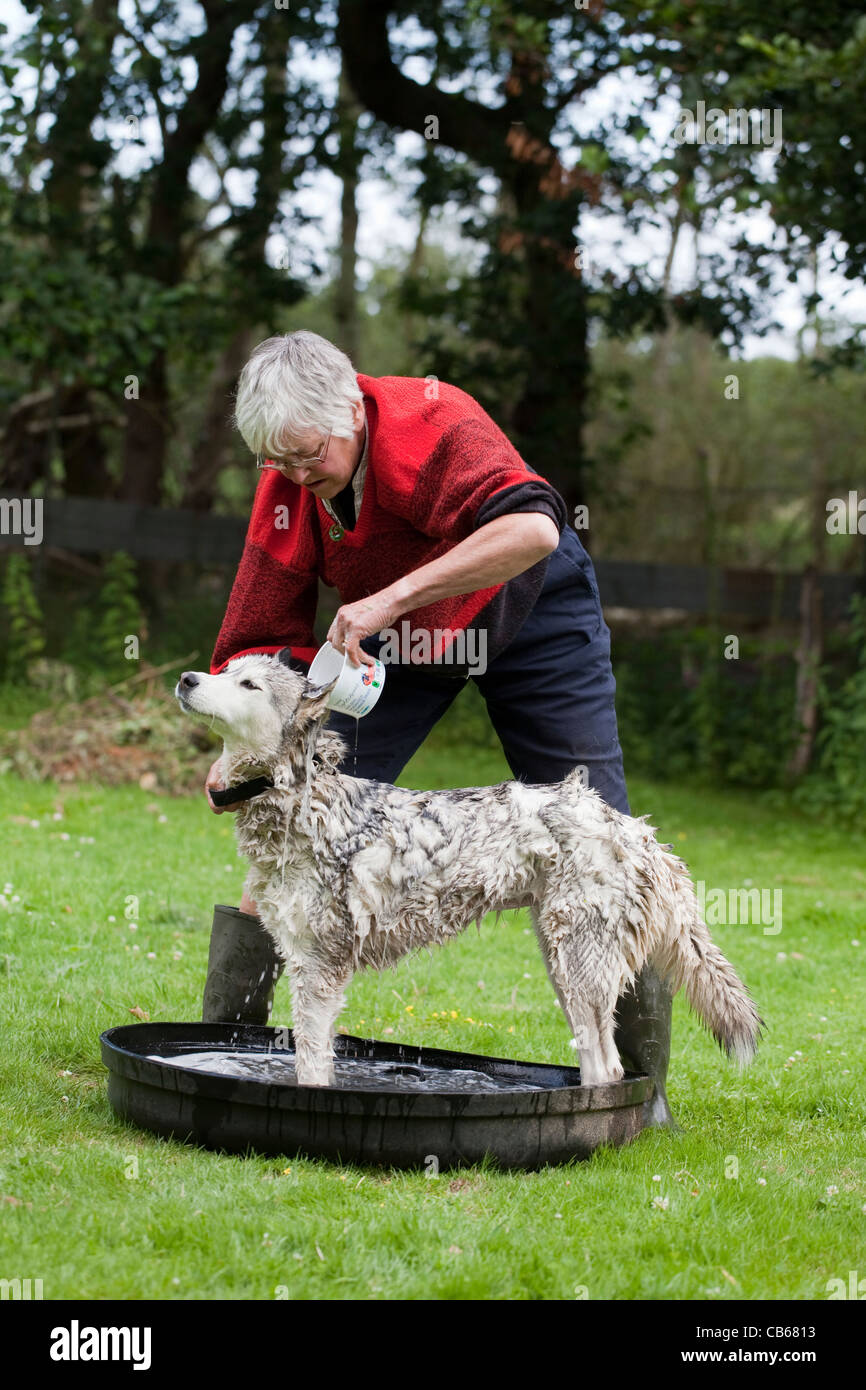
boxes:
[1,714,864,1300]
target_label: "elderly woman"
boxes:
[203,330,675,1128]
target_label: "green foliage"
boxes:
[734,13,866,281]
[0,225,250,439]
[2,0,865,516]
[49,553,144,683]
[0,552,45,683]
[613,627,797,791]
[792,596,866,825]
[614,600,866,818]
[689,629,729,779]
[586,330,865,571]
[94,553,143,681]
[60,600,107,681]
[623,0,866,289]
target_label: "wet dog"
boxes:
[176,654,762,1087]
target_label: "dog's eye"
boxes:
[240,680,260,691]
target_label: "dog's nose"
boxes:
[179,672,199,690]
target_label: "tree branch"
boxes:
[144,0,262,283]
[337,0,513,174]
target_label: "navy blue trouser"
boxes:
[326,525,631,815]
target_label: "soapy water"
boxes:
[147,1049,546,1093]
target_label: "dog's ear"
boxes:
[293,676,336,730]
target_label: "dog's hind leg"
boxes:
[571,1012,606,1088]
[288,960,350,1088]
[597,1003,625,1083]
[571,1001,624,1087]
[532,903,624,1087]
[529,905,572,1023]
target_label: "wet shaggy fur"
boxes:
[176,654,763,1088]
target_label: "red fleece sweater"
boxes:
[210,374,568,677]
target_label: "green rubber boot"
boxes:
[614,962,680,1130]
[201,904,285,1025]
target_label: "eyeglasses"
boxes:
[256,430,332,474]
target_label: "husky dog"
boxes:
[176,654,763,1088]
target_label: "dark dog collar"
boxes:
[210,776,274,806]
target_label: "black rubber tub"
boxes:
[101,1022,653,1170]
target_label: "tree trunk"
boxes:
[787,564,823,778]
[120,350,169,505]
[337,0,591,507]
[58,387,113,498]
[335,64,362,365]
[120,0,262,506]
[184,330,254,510]
[505,123,588,520]
[401,204,429,363]
[37,0,121,492]
[183,14,294,507]
[787,248,827,779]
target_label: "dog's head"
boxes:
[175,655,336,766]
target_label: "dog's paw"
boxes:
[579,1059,625,1087]
[295,1062,336,1088]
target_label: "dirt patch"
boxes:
[0,660,216,796]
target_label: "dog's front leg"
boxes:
[289,959,350,1088]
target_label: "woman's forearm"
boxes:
[385,513,560,616]
[326,512,561,666]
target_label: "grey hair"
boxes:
[234,331,363,457]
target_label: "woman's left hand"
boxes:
[327,591,399,668]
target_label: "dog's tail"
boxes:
[651,850,764,1066]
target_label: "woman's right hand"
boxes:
[206,756,242,813]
